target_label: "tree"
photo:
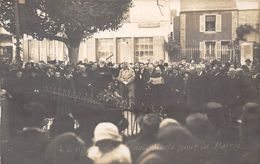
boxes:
[164,37,181,61]
[0,0,132,65]
[235,24,256,42]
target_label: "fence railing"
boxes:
[44,86,139,136]
[171,47,239,63]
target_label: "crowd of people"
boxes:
[1,103,260,164]
[0,58,260,164]
[1,58,260,109]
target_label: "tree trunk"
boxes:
[67,41,80,66]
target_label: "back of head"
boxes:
[140,113,162,136]
[23,102,48,127]
[242,102,259,115]
[240,102,260,135]
[185,113,214,138]
[157,125,193,146]
[50,115,75,137]
[45,132,87,164]
[159,118,180,129]
[204,102,226,130]
[8,128,48,164]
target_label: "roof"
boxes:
[236,0,259,10]
[180,0,237,12]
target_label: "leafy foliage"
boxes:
[0,0,132,64]
[164,39,180,54]
[236,24,256,42]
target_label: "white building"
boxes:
[19,0,173,63]
[0,27,14,62]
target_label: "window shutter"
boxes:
[199,41,205,59]
[216,41,221,59]
[200,15,205,32]
[216,15,222,32]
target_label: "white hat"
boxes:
[159,118,180,129]
[93,122,122,143]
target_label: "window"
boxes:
[0,46,12,62]
[135,37,153,62]
[96,38,113,61]
[47,40,55,61]
[205,42,216,58]
[200,14,221,33]
[205,15,216,32]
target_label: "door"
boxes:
[117,38,133,63]
[221,42,231,63]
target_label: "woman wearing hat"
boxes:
[87,122,132,164]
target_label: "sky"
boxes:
[171,0,180,15]
[170,0,260,14]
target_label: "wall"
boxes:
[183,11,233,48]
[238,10,259,43]
[238,10,259,28]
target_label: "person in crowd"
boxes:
[87,122,132,164]
[237,102,260,164]
[135,62,150,106]
[92,58,113,95]
[49,114,76,137]
[118,62,135,106]
[185,113,216,144]
[74,64,93,94]
[159,118,180,129]
[3,127,49,164]
[239,66,258,103]
[238,102,260,145]
[45,132,91,164]
[188,65,208,112]
[158,60,165,71]
[62,65,75,89]
[137,125,194,164]
[164,67,182,105]
[4,69,25,102]
[43,66,56,88]
[2,58,260,164]
[204,102,234,142]
[244,59,252,70]
[148,66,165,107]
[207,61,226,104]
[126,113,161,163]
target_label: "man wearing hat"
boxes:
[238,102,260,164]
[126,113,161,163]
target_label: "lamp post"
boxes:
[14,0,25,63]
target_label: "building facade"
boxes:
[179,0,260,61]
[20,0,173,63]
[180,0,237,61]
[0,27,14,62]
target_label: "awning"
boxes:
[0,34,12,40]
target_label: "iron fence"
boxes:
[171,47,238,64]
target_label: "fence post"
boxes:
[0,78,9,141]
[0,77,10,163]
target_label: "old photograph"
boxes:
[0,0,259,163]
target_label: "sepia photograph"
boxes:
[0,0,259,163]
